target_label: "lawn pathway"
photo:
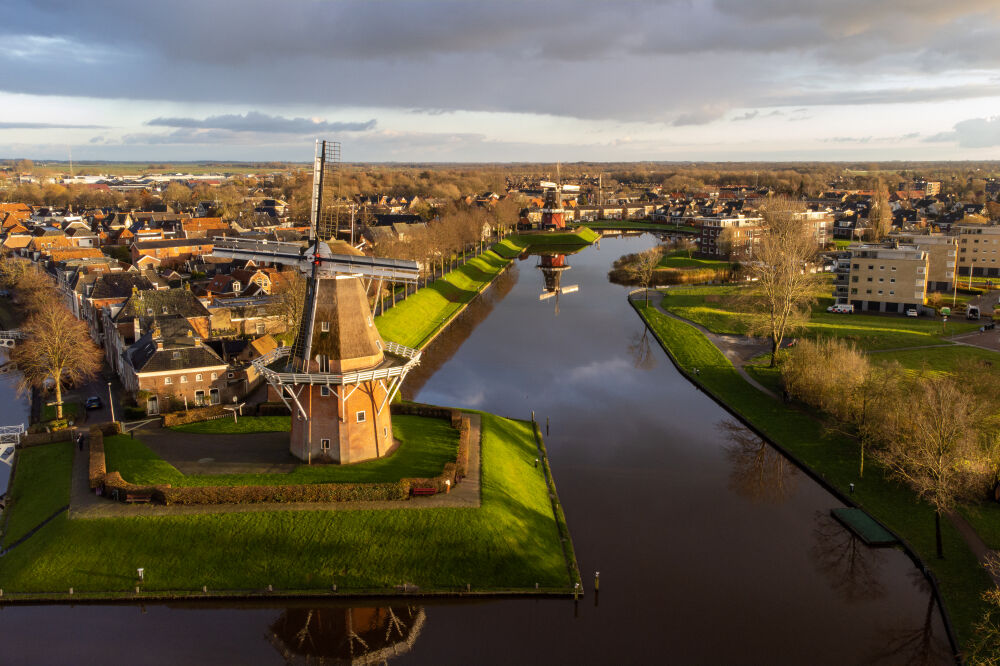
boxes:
[633,290,777,399]
[69,414,482,518]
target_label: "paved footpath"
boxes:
[69,413,482,518]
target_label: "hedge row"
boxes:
[161,404,227,427]
[88,427,106,490]
[456,417,471,478]
[256,402,291,417]
[390,402,456,422]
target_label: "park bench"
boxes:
[123,490,153,504]
[411,486,437,497]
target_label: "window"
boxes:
[879,265,884,270]
[891,266,897,271]
[866,289,872,295]
[320,385,330,397]
[172,351,181,359]
[889,290,895,295]
[852,276,858,283]
[356,410,366,423]
[320,438,330,451]
[877,290,883,295]
[194,390,205,406]
[164,376,173,385]
[227,372,234,379]
[232,282,241,292]
[383,427,388,438]
[180,375,187,383]
[867,277,873,282]
[195,374,203,382]
[868,265,874,270]
[890,278,895,283]
[256,323,265,335]
[321,321,330,332]
[211,372,218,380]
[878,278,884,283]
[853,263,860,269]
[851,288,858,295]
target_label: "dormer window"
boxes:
[321,321,330,332]
[161,306,168,314]
[146,307,153,315]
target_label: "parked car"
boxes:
[906,308,918,318]
[967,305,980,320]
[827,304,854,314]
[84,396,102,410]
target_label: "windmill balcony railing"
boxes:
[252,343,421,386]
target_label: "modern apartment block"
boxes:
[834,243,929,313]
[891,233,957,292]
[698,211,830,260]
[956,224,1000,280]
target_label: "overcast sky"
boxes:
[3,0,1000,162]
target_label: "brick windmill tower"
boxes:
[539,166,580,229]
[213,140,421,463]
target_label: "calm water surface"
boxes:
[0,235,951,664]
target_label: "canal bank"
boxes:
[630,294,991,658]
[0,233,958,665]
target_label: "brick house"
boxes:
[130,238,214,269]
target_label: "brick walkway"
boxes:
[69,414,482,518]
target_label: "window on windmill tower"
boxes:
[321,321,330,332]
[320,385,330,397]
[356,410,366,423]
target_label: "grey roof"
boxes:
[114,287,210,322]
[90,273,155,300]
[127,317,226,373]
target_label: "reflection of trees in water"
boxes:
[269,605,426,665]
[810,511,886,603]
[719,419,798,503]
[402,264,518,398]
[627,327,657,371]
[867,570,954,666]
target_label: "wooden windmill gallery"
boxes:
[212,140,422,463]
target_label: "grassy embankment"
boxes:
[639,293,999,653]
[376,228,596,349]
[1,442,74,545]
[0,413,576,595]
[105,415,457,487]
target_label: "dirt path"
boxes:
[69,413,482,518]
[634,291,778,399]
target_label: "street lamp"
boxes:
[107,381,115,423]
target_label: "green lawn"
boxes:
[0,413,575,594]
[41,402,79,422]
[170,416,290,434]
[106,415,458,487]
[634,302,996,655]
[570,220,699,233]
[375,238,526,349]
[657,251,735,270]
[659,284,982,350]
[510,227,599,248]
[869,345,1000,373]
[2,442,73,547]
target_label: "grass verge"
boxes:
[0,414,575,594]
[170,416,290,434]
[2,442,73,547]
[633,301,995,656]
[106,415,458,486]
[41,402,79,422]
[569,221,699,233]
[375,238,526,349]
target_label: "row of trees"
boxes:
[0,254,101,421]
[781,337,1000,559]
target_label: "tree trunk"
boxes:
[935,510,944,559]
[769,336,780,368]
[858,440,864,478]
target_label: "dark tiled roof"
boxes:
[115,287,210,321]
[90,273,155,300]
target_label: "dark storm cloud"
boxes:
[0,121,107,129]
[3,0,1000,121]
[145,112,375,133]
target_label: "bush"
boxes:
[160,480,409,504]
[123,406,147,420]
[161,404,227,427]
[256,402,291,417]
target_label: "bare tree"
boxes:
[627,328,657,370]
[810,511,886,602]
[270,269,307,343]
[719,419,798,503]
[865,183,893,242]
[970,555,1000,664]
[626,247,663,305]
[12,300,101,419]
[874,375,993,558]
[741,196,818,367]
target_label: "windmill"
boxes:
[537,253,579,315]
[539,164,580,230]
[212,140,422,463]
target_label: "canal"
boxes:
[0,234,950,664]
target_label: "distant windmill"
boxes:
[212,140,422,463]
[539,166,580,230]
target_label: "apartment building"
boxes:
[834,243,928,313]
[891,233,957,292]
[698,211,830,261]
[956,224,1000,280]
